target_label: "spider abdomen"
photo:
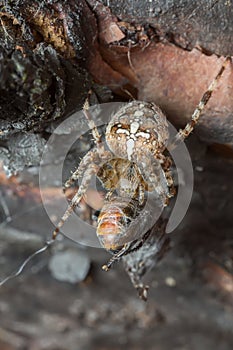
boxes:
[97,197,140,252]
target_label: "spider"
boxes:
[51,56,230,270]
[0,56,230,299]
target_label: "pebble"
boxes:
[165,276,176,287]
[48,249,90,283]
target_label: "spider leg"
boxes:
[102,228,153,272]
[127,43,135,75]
[158,154,176,199]
[52,162,100,240]
[102,242,133,271]
[83,90,105,155]
[58,146,113,240]
[138,183,146,205]
[122,228,153,256]
[135,153,170,206]
[170,56,231,150]
[63,148,98,192]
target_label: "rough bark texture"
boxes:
[99,0,233,55]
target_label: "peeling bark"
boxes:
[86,0,233,145]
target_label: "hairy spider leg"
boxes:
[54,150,112,239]
[63,148,98,191]
[52,161,100,240]
[102,227,154,272]
[102,242,133,271]
[83,90,105,156]
[136,154,170,206]
[171,56,231,149]
[60,92,114,236]
[64,91,113,193]
[157,154,176,199]
[54,149,114,240]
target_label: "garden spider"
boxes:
[53,56,230,270]
[0,56,230,300]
